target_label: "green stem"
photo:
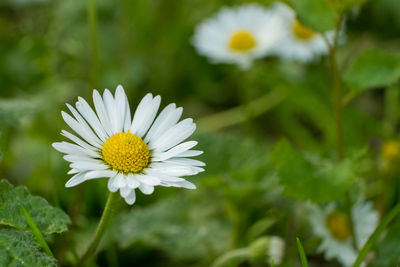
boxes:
[383,83,400,135]
[87,0,99,89]
[352,202,400,267]
[197,88,287,132]
[296,238,309,267]
[328,13,358,251]
[20,205,54,257]
[210,248,251,267]
[75,192,120,266]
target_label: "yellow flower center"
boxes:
[229,30,257,52]
[325,212,352,242]
[292,20,315,41]
[381,141,400,164]
[102,132,150,173]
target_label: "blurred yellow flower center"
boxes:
[102,131,150,173]
[381,141,400,164]
[229,30,256,52]
[325,212,352,242]
[292,20,315,41]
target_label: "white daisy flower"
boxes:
[270,2,334,62]
[53,85,205,205]
[249,236,285,265]
[268,236,285,265]
[192,3,283,70]
[309,201,378,266]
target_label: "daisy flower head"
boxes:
[309,201,378,266]
[53,85,204,205]
[192,3,283,70]
[270,2,334,63]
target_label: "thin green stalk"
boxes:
[328,13,358,251]
[75,192,120,266]
[87,0,99,89]
[296,238,309,267]
[352,202,400,267]
[20,205,54,257]
[197,88,287,132]
[210,248,251,267]
[383,83,400,135]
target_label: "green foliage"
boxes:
[270,140,360,203]
[0,179,70,234]
[289,0,337,32]
[344,50,400,92]
[327,0,367,12]
[112,194,230,260]
[0,230,57,267]
[371,218,400,266]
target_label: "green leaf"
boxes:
[296,238,309,267]
[0,230,57,267]
[112,194,230,260]
[344,50,400,92]
[289,0,337,32]
[0,179,70,234]
[327,0,367,12]
[269,140,359,203]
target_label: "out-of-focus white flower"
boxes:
[309,201,378,266]
[270,2,334,62]
[53,85,204,205]
[192,4,282,70]
[250,236,285,265]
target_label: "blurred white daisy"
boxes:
[192,4,282,70]
[53,85,204,205]
[270,2,334,62]
[250,236,285,265]
[309,201,378,266]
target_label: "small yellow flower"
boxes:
[381,140,400,171]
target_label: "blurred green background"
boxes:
[1,0,400,266]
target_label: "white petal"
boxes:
[127,174,141,189]
[161,180,196,189]
[120,186,132,198]
[76,97,108,141]
[65,172,87,187]
[175,150,203,158]
[114,85,132,132]
[114,85,129,133]
[130,94,161,138]
[68,169,80,174]
[84,170,116,180]
[63,155,102,164]
[164,158,206,167]
[149,119,196,152]
[52,142,99,158]
[61,130,98,154]
[144,171,186,182]
[124,189,136,205]
[136,174,161,186]
[115,173,127,188]
[103,89,119,134]
[138,183,154,195]
[70,161,109,171]
[62,110,103,148]
[93,90,113,136]
[144,103,183,143]
[148,163,199,176]
[66,104,104,146]
[152,141,198,161]
[107,175,118,192]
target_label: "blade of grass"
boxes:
[20,204,54,257]
[352,202,400,267]
[296,238,309,267]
